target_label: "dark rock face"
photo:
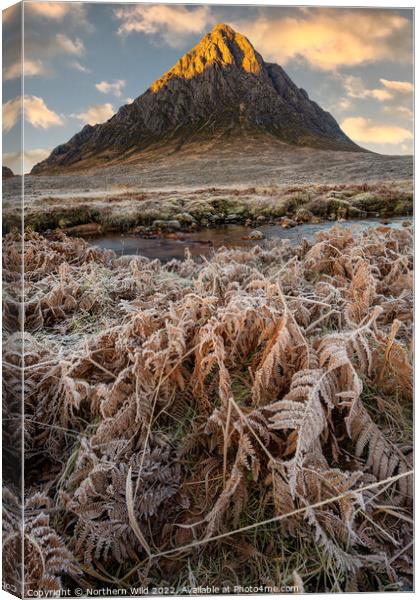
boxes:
[2,166,15,179]
[32,23,362,174]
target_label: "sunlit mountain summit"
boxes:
[32,23,362,173]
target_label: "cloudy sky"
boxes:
[2,2,414,173]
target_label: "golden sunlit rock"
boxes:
[151,23,262,93]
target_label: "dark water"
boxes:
[87,216,412,262]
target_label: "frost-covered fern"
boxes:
[2,223,412,593]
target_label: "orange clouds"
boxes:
[236,9,412,70]
[341,117,412,145]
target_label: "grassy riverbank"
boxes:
[3,180,413,236]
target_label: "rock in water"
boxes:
[32,23,362,174]
[249,229,265,240]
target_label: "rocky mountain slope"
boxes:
[2,166,15,179]
[32,23,363,174]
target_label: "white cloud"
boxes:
[114,4,211,46]
[338,98,352,111]
[341,116,413,145]
[383,105,413,119]
[73,103,115,125]
[236,9,412,70]
[3,95,63,132]
[3,148,51,175]
[2,97,21,132]
[3,47,90,81]
[56,33,84,56]
[340,74,415,108]
[69,60,91,73]
[25,96,63,129]
[126,97,135,104]
[339,76,413,126]
[368,89,394,101]
[380,79,414,94]
[28,2,90,27]
[3,1,91,83]
[96,80,126,97]
[342,76,393,102]
[330,97,352,113]
[341,76,365,99]
[3,59,51,81]
[3,34,85,81]
[28,3,72,20]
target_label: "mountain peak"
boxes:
[211,22,235,35]
[32,24,362,174]
[150,22,262,92]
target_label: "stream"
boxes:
[87,216,412,262]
